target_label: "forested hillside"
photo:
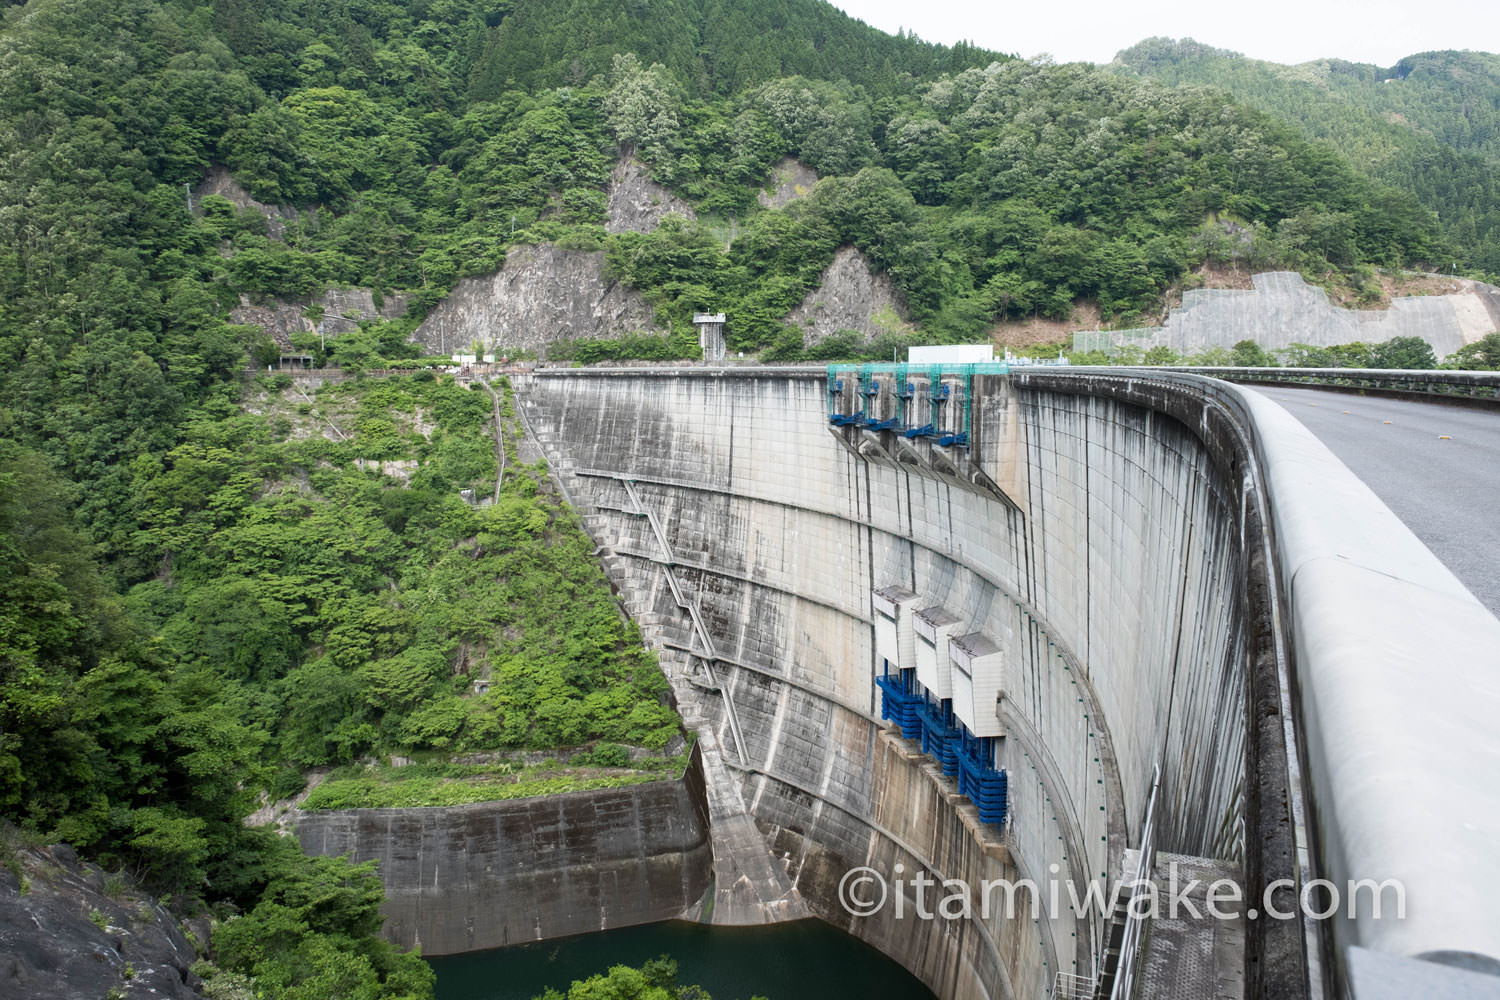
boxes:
[0,0,1454,397]
[0,0,1478,993]
[1114,38,1500,274]
[1,367,683,996]
[467,0,999,97]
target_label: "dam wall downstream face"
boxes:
[516,368,1266,998]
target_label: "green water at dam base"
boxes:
[428,918,938,1000]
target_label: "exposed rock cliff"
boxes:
[606,157,696,234]
[758,158,818,210]
[0,841,202,1000]
[1075,271,1500,357]
[231,287,410,350]
[784,247,909,343]
[191,166,303,241]
[410,244,655,358]
[193,167,409,351]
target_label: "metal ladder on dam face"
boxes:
[620,478,748,766]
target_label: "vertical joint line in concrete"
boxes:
[1157,472,1199,820]
[904,468,918,594]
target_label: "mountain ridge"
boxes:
[1112,37,1500,273]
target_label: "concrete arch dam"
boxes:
[506,366,1500,1000]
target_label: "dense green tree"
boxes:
[535,957,729,1000]
[0,445,107,818]
[1230,339,1274,367]
[467,0,997,100]
[1446,332,1500,369]
[1371,335,1437,369]
[604,53,684,168]
[213,840,435,999]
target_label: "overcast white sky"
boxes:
[832,0,1499,67]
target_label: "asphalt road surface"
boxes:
[1248,385,1500,618]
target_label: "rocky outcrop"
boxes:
[1074,271,1500,357]
[0,841,202,1000]
[758,158,818,210]
[410,244,655,358]
[194,167,409,350]
[231,287,410,350]
[784,247,909,343]
[191,166,302,241]
[606,157,696,234]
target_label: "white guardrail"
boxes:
[1235,381,1500,966]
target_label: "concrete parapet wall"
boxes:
[291,753,712,956]
[1239,387,1500,974]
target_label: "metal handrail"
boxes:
[620,480,748,765]
[1111,763,1162,1000]
[1050,971,1098,1000]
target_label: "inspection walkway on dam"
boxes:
[1252,385,1500,616]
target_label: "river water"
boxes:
[429,918,937,1000]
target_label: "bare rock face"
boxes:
[411,244,656,358]
[758,158,818,210]
[785,247,909,343]
[0,842,203,1000]
[230,287,410,350]
[606,157,696,234]
[191,165,302,241]
[195,167,408,351]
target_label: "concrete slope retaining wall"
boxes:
[1074,271,1500,356]
[517,368,1266,999]
[292,750,712,956]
